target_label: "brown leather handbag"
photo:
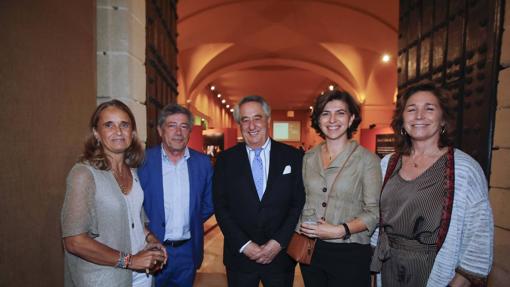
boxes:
[287,232,316,264]
[287,145,358,265]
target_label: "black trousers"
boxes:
[300,240,371,287]
[226,268,294,287]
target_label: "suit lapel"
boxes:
[187,150,197,219]
[238,143,262,203]
[155,147,167,224]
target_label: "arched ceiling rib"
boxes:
[177,0,398,110]
[179,0,397,32]
[183,43,358,92]
[189,58,362,110]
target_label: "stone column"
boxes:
[489,1,510,285]
[97,0,147,141]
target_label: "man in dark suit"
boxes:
[213,95,305,287]
[138,104,214,287]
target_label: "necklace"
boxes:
[112,167,131,194]
[113,166,134,228]
[122,195,135,229]
[324,145,334,161]
[324,143,345,162]
[408,149,444,169]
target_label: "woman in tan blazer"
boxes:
[298,90,382,287]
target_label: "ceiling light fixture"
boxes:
[382,54,391,63]
[230,108,234,112]
[221,99,226,104]
[217,93,222,98]
[210,85,215,91]
[226,104,230,108]
[328,85,335,91]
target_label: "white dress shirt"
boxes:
[161,145,191,241]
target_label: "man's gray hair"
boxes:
[233,95,271,123]
[158,103,194,127]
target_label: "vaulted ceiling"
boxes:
[177,0,399,111]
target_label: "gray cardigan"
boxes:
[61,163,143,287]
[371,149,493,286]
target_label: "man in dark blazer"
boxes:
[213,95,305,287]
[138,104,214,287]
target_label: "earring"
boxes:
[400,128,408,136]
[95,138,101,147]
[441,126,446,135]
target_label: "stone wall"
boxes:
[489,1,510,285]
[97,0,147,141]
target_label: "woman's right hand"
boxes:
[300,219,346,240]
[129,248,166,272]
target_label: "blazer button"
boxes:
[322,187,327,192]
[322,202,327,207]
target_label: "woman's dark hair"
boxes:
[79,99,144,170]
[392,81,455,155]
[310,90,361,139]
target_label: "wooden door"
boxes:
[398,0,504,178]
[145,0,178,147]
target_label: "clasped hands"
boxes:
[243,239,281,264]
[300,219,345,240]
[130,242,168,274]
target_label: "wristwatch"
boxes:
[342,223,351,240]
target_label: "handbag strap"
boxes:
[321,144,358,218]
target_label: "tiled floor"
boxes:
[194,216,305,287]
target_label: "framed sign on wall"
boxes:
[273,121,301,142]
